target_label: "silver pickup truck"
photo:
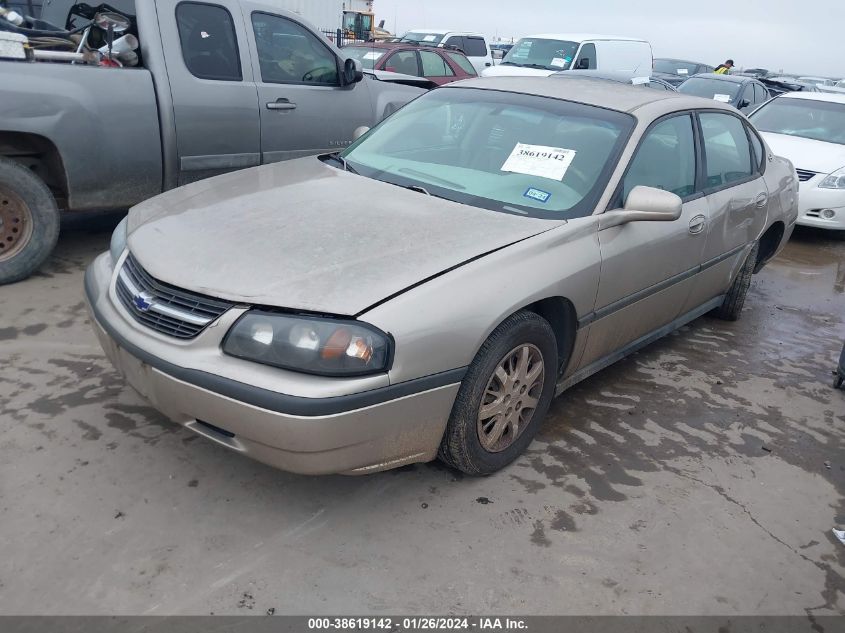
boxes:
[0,0,425,284]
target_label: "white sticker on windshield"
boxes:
[501,143,577,181]
[363,51,382,60]
[631,76,650,85]
[550,57,567,68]
[423,35,437,42]
[677,68,689,75]
[713,93,731,102]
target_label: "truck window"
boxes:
[176,2,242,81]
[251,12,339,85]
[574,43,596,70]
[463,37,487,57]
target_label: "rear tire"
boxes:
[438,311,558,476]
[712,241,759,321]
[0,157,60,285]
[835,374,844,390]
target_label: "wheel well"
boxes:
[754,221,785,273]
[0,132,67,208]
[523,296,578,376]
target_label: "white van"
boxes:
[399,29,493,74]
[482,33,653,77]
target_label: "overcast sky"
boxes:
[373,0,843,78]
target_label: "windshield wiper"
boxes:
[328,152,358,174]
[397,167,465,190]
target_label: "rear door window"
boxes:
[447,52,477,75]
[700,112,754,187]
[176,2,242,81]
[463,36,488,57]
[419,50,455,77]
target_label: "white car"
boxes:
[749,92,845,236]
[398,29,492,73]
[481,33,652,78]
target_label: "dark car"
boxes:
[653,58,715,86]
[759,77,821,97]
[678,73,770,113]
[553,70,678,91]
[342,42,477,85]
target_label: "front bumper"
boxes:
[84,252,461,475]
[796,179,845,231]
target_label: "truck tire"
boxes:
[0,157,60,285]
[712,241,759,321]
[438,311,558,476]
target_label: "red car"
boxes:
[342,42,477,85]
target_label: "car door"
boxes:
[577,113,711,369]
[691,111,768,303]
[244,8,375,162]
[163,0,260,185]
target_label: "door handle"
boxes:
[754,192,768,208]
[266,98,296,111]
[688,214,706,235]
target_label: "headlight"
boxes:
[819,166,845,189]
[223,311,392,377]
[109,217,128,264]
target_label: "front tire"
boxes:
[438,311,558,475]
[712,241,759,321]
[0,157,60,285]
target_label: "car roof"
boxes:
[518,33,648,43]
[655,57,706,65]
[552,70,652,83]
[777,91,845,104]
[687,73,753,84]
[441,76,728,115]
[404,29,484,37]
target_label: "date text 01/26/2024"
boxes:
[307,617,528,630]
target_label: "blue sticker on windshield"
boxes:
[524,187,551,203]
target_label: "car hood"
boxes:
[759,132,845,174]
[126,157,563,315]
[482,64,556,78]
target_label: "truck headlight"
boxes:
[223,311,392,377]
[819,167,845,189]
[109,217,128,264]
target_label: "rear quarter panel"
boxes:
[0,62,162,211]
[763,152,799,248]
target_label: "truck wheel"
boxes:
[712,241,759,322]
[0,157,60,285]
[438,311,558,476]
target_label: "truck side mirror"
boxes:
[343,58,364,85]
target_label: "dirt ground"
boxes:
[0,214,843,616]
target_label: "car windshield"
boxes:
[750,98,845,145]
[341,88,633,219]
[343,46,386,70]
[678,77,741,103]
[654,59,698,76]
[401,31,445,45]
[500,38,579,71]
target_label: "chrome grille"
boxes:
[115,254,233,339]
[796,168,818,182]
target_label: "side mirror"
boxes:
[343,58,364,85]
[575,58,589,70]
[599,186,682,230]
[352,126,370,141]
[738,99,751,110]
[492,50,504,60]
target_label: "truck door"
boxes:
[242,8,375,162]
[159,0,261,185]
